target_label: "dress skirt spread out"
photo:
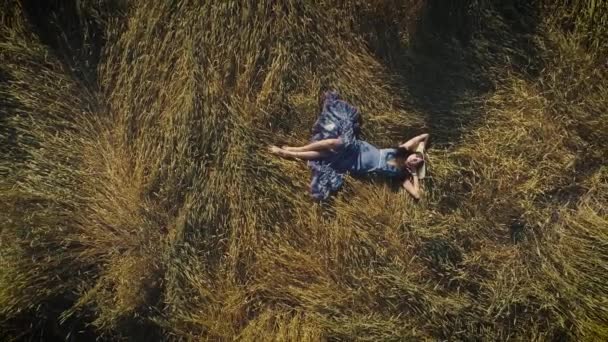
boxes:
[308,91,401,200]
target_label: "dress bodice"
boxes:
[377,148,402,176]
[350,141,402,176]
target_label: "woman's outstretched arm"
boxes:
[399,133,429,151]
[403,176,421,200]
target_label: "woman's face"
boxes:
[406,153,423,169]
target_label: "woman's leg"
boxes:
[270,146,331,160]
[283,138,342,152]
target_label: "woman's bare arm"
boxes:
[399,133,429,151]
[403,176,421,200]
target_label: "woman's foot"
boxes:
[269,145,289,157]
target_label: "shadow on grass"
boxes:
[358,0,545,147]
[0,70,18,162]
[20,0,121,86]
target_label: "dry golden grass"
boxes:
[1,0,607,340]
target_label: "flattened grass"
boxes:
[1,0,606,340]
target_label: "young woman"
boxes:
[270,91,429,200]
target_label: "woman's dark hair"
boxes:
[395,147,423,160]
[395,147,424,173]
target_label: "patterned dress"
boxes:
[308,91,403,200]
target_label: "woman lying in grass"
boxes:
[270,91,429,200]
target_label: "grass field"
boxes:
[1,0,607,340]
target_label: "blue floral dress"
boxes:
[308,91,403,200]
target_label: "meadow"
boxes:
[1,0,607,340]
